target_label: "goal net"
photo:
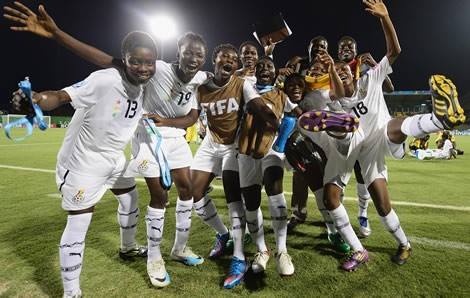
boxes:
[1,114,51,129]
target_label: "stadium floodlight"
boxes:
[149,14,177,41]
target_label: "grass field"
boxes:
[1,128,470,297]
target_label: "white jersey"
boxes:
[341,56,392,138]
[243,75,257,84]
[59,68,144,177]
[283,97,298,113]
[301,89,342,112]
[141,60,210,137]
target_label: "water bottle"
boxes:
[273,115,296,153]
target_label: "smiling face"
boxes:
[334,61,355,96]
[284,75,305,103]
[255,57,276,86]
[214,48,239,83]
[240,44,258,68]
[124,47,157,85]
[308,38,328,62]
[338,38,357,63]
[177,40,207,80]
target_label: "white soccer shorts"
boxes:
[56,157,135,211]
[238,148,285,188]
[190,133,238,176]
[126,133,193,178]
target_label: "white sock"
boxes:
[245,208,268,252]
[401,114,443,138]
[314,188,336,234]
[59,213,92,297]
[228,201,246,260]
[194,195,229,235]
[173,198,193,252]
[242,199,250,236]
[329,205,364,252]
[380,209,408,246]
[356,183,371,218]
[115,188,139,250]
[268,193,288,254]
[146,206,165,261]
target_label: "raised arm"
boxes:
[3,2,114,68]
[317,51,345,100]
[12,89,71,112]
[358,52,395,92]
[363,0,401,65]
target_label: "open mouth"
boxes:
[136,73,151,80]
[339,73,349,81]
[259,71,271,80]
[222,64,233,73]
[186,64,198,72]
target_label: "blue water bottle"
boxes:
[273,115,297,153]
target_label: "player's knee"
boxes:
[242,185,262,211]
[177,183,192,199]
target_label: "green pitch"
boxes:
[0,129,469,297]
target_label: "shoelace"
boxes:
[229,259,245,275]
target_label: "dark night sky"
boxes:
[1,0,469,113]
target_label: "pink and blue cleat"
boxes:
[223,257,248,289]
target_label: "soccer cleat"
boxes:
[429,74,466,129]
[358,216,371,238]
[209,232,230,259]
[327,232,350,254]
[287,216,305,232]
[223,257,248,289]
[119,244,148,260]
[170,246,204,266]
[341,249,369,271]
[63,290,82,298]
[147,259,171,288]
[252,251,270,273]
[299,110,359,133]
[275,252,295,276]
[391,242,412,265]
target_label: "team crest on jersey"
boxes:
[112,99,121,117]
[138,160,149,172]
[72,189,85,203]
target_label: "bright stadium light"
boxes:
[149,14,177,41]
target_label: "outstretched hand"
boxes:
[264,38,276,57]
[363,0,389,18]
[3,2,59,38]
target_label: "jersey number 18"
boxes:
[352,102,368,119]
